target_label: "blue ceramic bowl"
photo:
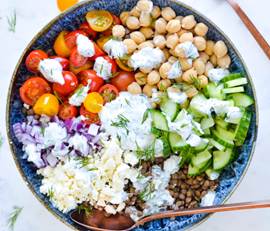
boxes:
[6,0,258,230]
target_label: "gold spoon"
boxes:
[70,199,270,231]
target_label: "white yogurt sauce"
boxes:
[69,81,91,106]
[94,56,112,80]
[76,34,95,58]
[200,191,216,206]
[178,41,199,59]
[103,39,127,59]
[168,61,182,79]
[208,68,230,83]
[38,59,64,84]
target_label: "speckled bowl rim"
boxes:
[6,0,258,230]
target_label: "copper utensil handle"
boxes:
[226,0,270,59]
[137,200,270,225]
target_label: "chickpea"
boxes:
[140,12,152,27]
[193,58,205,75]
[140,67,152,74]
[159,62,172,79]
[177,29,188,37]
[120,11,129,25]
[112,25,126,38]
[217,54,231,68]
[161,7,176,21]
[126,16,140,30]
[138,40,154,49]
[213,40,228,58]
[166,19,181,33]
[205,40,215,56]
[169,48,178,57]
[182,68,198,83]
[193,36,206,51]
[123,39,137,54]
[185,86,198,98]
[166,33,178,49]
[194,23,208,36]
[128,82,142,94]
[143,84,156,97]
[204,61,214,76]
[135,72,147,85]
[179,58,192,71]
[153,35,166,49]
[179,32,193,43]
[163,48,170,60]
[155,18,167,34]
[168,56,178,64]
[147,70,161,85]
[181,15,196,30]
[175,16,183,23]
[210,54,217,66]
[140,27,154,39]
[158,79,171,91]
[130,6,141,17]
[149,5,160,18]
[199,52,209,63]
[130,31,146,44]
[197,75,208,88]
[137,0,153,12]
[174,44,186,58]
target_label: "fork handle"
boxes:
[226,0,270,59]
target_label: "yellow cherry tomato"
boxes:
[116,58,133,72]
[70,61,93,74]
[53,31,71,57]
[33,93,59,116]
[86,10,113,32]
[57,0,78,12]
[96,36,111,51]
[83,92,104,113]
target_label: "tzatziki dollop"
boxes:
[38,59,64,84]
[76,34,95,58]
[103,39,127,59]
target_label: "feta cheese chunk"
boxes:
[163,155,181,174]
[200,191,216,206]
[178,41,199,59]
[94,56,112,80]
[69,82,91,106]
[38,59,64,84]
[168,61,182,79]
[103,39,127,59]
[129,47,165,70]
[24,144,44,168]
[68,133,90,156]
[76,34,95,58]
[208,68,230,83]
[44,122,67,147]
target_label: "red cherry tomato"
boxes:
[112,14,121,25]
[19,77,51,105]
[110,71,135,91]
[64,30,87,50]
[50,56,70,70]
[98,84,119,103]
[79,22,97,39]
[89,42,105,60]
[25,50,48,73]
[70,47,88,68]
[53,71,78,96]
[78,70,104,92]
[80,105,100,125]
[58,103,78,120]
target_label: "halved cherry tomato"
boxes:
[80,105,100,125]
[110,71,135,91]
[33,93,59,116]
[50,56,70,70]
[57,0,78,12]
[102,56,118,74]
[79,22,97,39]
[103,14,122,36]
[116,58,133,72]
[89,42,106,60]
[83,92,104,113]
[70,47,88,68]
[53,71,78,96]
[78,70,104,92]
[25,50,48,73]
[98,84,119,103]
[70,61,93,74]
[64,30,87,50]
[86,10,113,32]
[19,77,51,106]
[54,31,71,57]
[58,103,78,120]
[96,36,111,51]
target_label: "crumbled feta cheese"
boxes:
[208,68,230,83]
[124,151,139,166]
[44,122,67,147]
[168,61,182,79]
[24,144,44,168]
[200,191,216,206]
[68,133,90,156]
[163,155,181,175]
[103,39,127,59]
[38,59,64,84]
[94,56,112,80]
[129,47,165,70]
[76,34,95,57]
[69,82,91,106]
[167,87,187,104]
[178,41,199,59]
[23,103,30,109]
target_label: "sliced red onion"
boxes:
[46,154,59,167]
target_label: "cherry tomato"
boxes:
[70,61,93,74]
[57,0,78,12]
[103,14,122,37]
[80,105,100,125]
[33,93,59,116]
[102,56,118,74]
[25,50,48,73]
[19,77,51,106]
[79,22,97,39]
[83,92,104,113]
[98,84,119,103]
[116,58,133,72]
[64,30,87,50]
[112,14,121,25]
[78,70,104,92]
[70,47,88,68]
[96,36,110,51]
[89,42,106,60]
[50,56,70,70]
[54,31,71,57]
[58,103,78,120]
[86,10,113,32]
[110,71,135,91]
[53,71,78,96]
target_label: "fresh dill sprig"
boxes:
[111,114,130,134]
[48,188,54,200]
[190,75,203,90]
[77,204,92,217]
[7,10,16,32]
[125,98,131,106]
[141,109,150,124]
[75,156,98,171]
[136,141,155,162]
[138,182,155,201]
[7,206,23,230]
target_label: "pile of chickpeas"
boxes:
[112,0,230,97]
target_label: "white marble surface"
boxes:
[0,0,270,230]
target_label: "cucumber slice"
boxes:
[179,146,193,168]
[168,132,188,152]
[191,150,212,168]
[229,93,254,108]
[201,117,215,130]
[221,73,243,83]
[194,138,209,152]
[213,149,233,170]
[212,130,235,149]
[204,83,225,99]
[160,97,180,121]
[149,109,169,131]
[203,128,211,135]
[223,87,244,94]
[160,135,171,158]
[189,94,209,117]
[224,78,248,88]
[234,110,251,146]
[188,160,212,176]
[205,168,220,180]
[209,138,225,151]
[215,126,236,140]
[215,118,229,129]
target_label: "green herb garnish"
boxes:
[111,114,130,134]
[7,10,16,32]
[138,182,155,201]
[125,98,131,106]
[7,206,23,230]
[75,156,98,171]
[190,75,203,90]
[141,109,150,124]
[48,188,54,200]
[77,204,92,217]
[136,141,155,162]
